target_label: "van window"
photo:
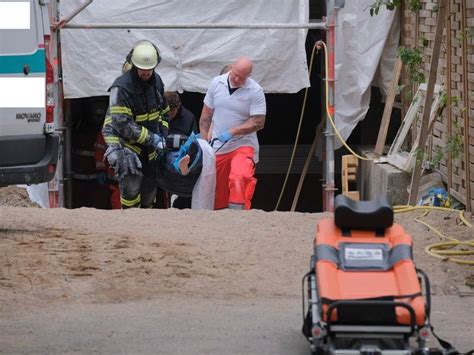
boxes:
[0,1,38,54]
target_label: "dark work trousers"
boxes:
[119,173,157,208]
[153,187,170,209]
[172,196,192,209]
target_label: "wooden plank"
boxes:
[408,0,448,205]
[387,85,442,172]
[342,155,349,194]
[461,0,472,212]
[387,86,424,157]
[446,0,453,203]
[341,155,359,200]
[403,90,442,171]
[347,191,360,201]
[290,123,323,212]
[375,57,403,155]
[450,188,467,205]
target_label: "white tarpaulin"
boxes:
[60,0,310,98]
[334,2,399,149]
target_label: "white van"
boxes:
[0,0,60,186]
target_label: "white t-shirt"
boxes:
[203,73,266,163]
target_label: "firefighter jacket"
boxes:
[102,68,170,163]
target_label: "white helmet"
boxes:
[131,41,159,70]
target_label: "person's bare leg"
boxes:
[178,155,191,175]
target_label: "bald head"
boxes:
[234,56,253,73]
[229,56,253,87]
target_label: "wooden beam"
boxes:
[461,0,472,212]
[408,0,448,205]
[412,10,421,143]
[375,57,403,155]
[446,0,453,201]
[290,123,323,212]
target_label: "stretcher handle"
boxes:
[326,300,417,333]
[416,268,431,319]
[209,138,228,153]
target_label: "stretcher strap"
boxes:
[320,292,422,305]
[340,227,387,237]
[429,324,472,355]
[315,243,413,271]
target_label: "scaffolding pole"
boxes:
[323,0,337,212]
[63,22,326,30]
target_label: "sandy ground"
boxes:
[0,186,473,353]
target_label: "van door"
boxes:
[0,0,59,186]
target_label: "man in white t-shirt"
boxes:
[199,56,266,210]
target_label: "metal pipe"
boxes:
[64,99,72,209]
[63,22,326,30]
[323,0,336,212]
[54,0,94,30]
[310,274,321,324]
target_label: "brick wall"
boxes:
[401,0,474,211]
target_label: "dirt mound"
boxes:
[0,186,40,208]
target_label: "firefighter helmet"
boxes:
[130,41,160,70]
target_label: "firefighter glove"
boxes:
[123,147,143,176]
[105,146,127,180]
[151,133,166,150]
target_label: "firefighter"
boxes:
[102,40,170,209]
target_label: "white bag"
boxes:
[191,139,216,210]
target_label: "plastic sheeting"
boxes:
[334,2,399,149]
[23,183,49,208]
[191,139,216,210]
[60,0,310,98]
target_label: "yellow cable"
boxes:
[425,242,474,266]
[393,205,472,227]
[274,43,318,211]
[393,205,474,265]
[319,41,376,161]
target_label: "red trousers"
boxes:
[214,146,257,210]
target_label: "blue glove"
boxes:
[217,130,233,143]
[96,171,107,185]
[151,133,165,150]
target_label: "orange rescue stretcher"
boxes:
[302,195,460,355]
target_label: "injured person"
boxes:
[167,132,202,177]
[156,132,216,210]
